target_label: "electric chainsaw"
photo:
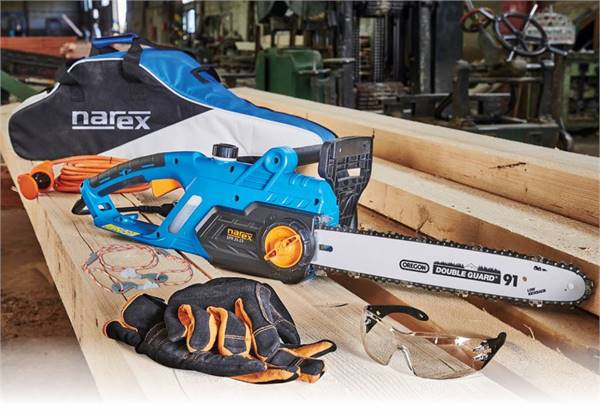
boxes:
[74,137,593,307]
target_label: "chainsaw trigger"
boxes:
[151,179,182,198]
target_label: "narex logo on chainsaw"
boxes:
[226,228,254,242]
[72,111,151,130]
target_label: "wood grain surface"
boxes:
[234,87,599,227]
[1,103,598,401]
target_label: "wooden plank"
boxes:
[129,188,600,398]
[233,87,600,226]
[357,206,600,374]
[3,103,598,399]
[0,147,190,398]
[468,297,600,373]
[360,158,599,315]
[0,36,76,57]
[333,273,600,398]
[0,105,521,401]
[2,164,23,209]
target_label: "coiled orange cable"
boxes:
[52,155,148,193]
[17,155,149,200]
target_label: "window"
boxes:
[184,8,196,34]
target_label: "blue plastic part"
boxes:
[111,281,138,293]
[138,50,337,141]
[81,147,339,262]
[155,248,171,257]
[79,45,336,142]
[91,33,139,49]
[85,252,98,266]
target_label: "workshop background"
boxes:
[0,0,599,403]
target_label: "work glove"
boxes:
[103,293,267,379]
[165,277,337,384]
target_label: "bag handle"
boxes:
[89,34,214,85]
[191,65,222,84]
[89,33,174,81]
[122,37,183,82]
[91,33,139,50]
[90,33,139,56]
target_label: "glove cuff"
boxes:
[103,293,167,345]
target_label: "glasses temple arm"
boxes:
[366,305,429,321]
[364,305,429,334]
[480,332,507,368]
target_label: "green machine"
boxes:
[255,47,333,102]
[559,51,599,131]
[0,70,38,104]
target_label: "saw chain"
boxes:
[312,224,593,308]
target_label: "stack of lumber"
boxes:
[1,90,598,400]
[233,88,600,371]
[0,36,76,57]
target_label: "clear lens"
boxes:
[400,334,480,379]
[361,309,397,365]
[362,308,503,380]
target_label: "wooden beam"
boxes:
[233,87,599,226]
[129,190,600,398]
[356,206,600,373]
[0,36,76,57]
[468,296,600,373]
[3,103,599,398]
[1,105,521,401]
[361,158,599,315]
[332,271,600,397]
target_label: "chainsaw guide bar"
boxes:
[311,224,593,307]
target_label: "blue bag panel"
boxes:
[86,49,337,142]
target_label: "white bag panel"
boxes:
[101,108,323,159]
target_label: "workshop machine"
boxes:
[0,70,38,104]
[557,50,599,132]
[255,47,330,102]
[255,46,354,105]
[254,1,355,107]
[380,1,577,150]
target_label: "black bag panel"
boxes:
[9,60,211,160]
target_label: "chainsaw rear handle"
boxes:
[83,151,205,200]
[88,153,170,195]
[85,145,322,200]
[86,147,307,197]
[80,152,205,242]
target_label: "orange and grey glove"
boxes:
[103,294,267,378]
[165,277,337,384]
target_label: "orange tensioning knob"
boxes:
[263,225,303,269]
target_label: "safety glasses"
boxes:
[362,305,506,380]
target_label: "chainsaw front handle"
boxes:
[80,147,339,261]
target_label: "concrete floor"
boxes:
[1,197,99,401]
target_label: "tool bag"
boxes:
[8,33,336,160]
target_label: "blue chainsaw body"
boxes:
[81,148,338,256]
[79,137,372,284]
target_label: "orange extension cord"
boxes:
[53,155,149,192]
[17,155,149,200]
